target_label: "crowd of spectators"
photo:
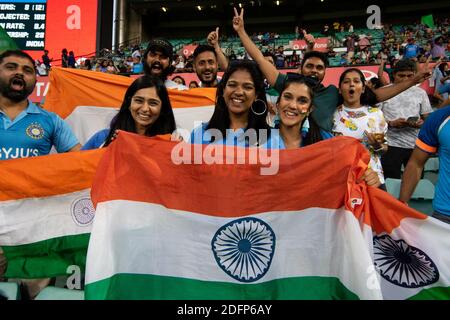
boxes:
[34,16,449,81]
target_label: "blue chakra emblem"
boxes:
[373,234,439,288]
[211,217,276,283]
[71,197,95,227]
[26,123,45,140]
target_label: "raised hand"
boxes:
[304,31,315,47]
[232,7,245,33]
[207,27,220,47]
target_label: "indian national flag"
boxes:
[44,68,216,144]
[0,149,104,278]
[85,132,450,300]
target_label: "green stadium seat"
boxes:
[385,178,401,198]
[0,282,20,300]
[409,199,434,216]
[385,178,435,200]
[385,178,435,216]
[424,157,439,172]
[34,287,84,300]
[410,179,435,200]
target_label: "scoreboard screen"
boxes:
[0,0,47,51]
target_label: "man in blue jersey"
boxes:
[0,50,81,161]
[400,106,450,224]
[404,38,420,59]
[0,50,80,298]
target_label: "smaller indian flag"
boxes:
[85,132,450,300]
[0,149,104,279]
[44,68,216,144]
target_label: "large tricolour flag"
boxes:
[0,149,104,278]
[85,132,450,300]
[44,68,216,144]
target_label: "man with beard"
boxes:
[0,50,80,299]
[232,8,432,132]
[192,45,220,88]
[0,50,81,161]
[143,39,187,90]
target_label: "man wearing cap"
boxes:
[143,39,187,90]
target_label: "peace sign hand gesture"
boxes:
[233,7,245,34]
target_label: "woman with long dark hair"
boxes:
[190,59,270,146]
[264,74,333,149]
[262,72,380,187]
[332,68,388,185]
[82,75,176,149]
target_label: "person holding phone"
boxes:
[379,59,433,179]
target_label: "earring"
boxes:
[251,99,267,116]
[301,115,310,134]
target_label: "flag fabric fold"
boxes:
[0,149,104,278]
[43,68,216,143]
[85,132,450,300]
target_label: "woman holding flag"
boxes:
[265,72,381,187]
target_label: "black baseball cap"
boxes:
[144,39,173,60]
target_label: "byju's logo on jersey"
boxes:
[212,217,276,283]
[26,123,45,140]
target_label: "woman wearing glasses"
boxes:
[190,59,270,147]
[81,75,177,150]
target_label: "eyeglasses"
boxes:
[285,72,320,89]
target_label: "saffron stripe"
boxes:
[91,133,370,218]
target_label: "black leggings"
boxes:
[381,146,413,179]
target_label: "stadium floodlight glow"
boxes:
[161,6,167,12]
[239,3,242,8]
[276,1,280,5]
[197,5,202,11]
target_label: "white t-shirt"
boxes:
[165,79,188,91]
[333,105,388,183]
[379,85,433,149]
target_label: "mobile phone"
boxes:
[407,116,419,123]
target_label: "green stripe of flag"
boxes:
[2,233,90,279]
[408,287,450,300]
[85,274,359,300]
